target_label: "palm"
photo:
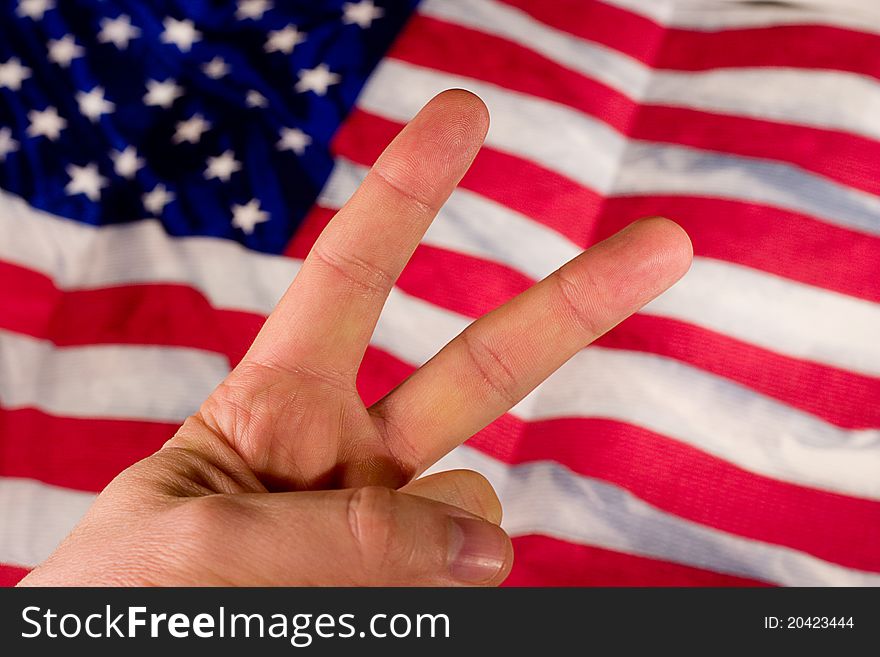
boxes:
[194,359,400,490]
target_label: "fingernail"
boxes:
[448,516,509,584]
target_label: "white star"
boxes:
[144,79,183,109]
[232,199,269,234]
[0,58,32,91]
[47,35,84,68]
[65,163,107,202]
[111,146,144,179]
[98,15,141,49]
[295,63,340,96]
[342,0,384,28]
[173,113,211,144]
[0,127,19,161]
[161,17,201,52]
[16,0,53,20]
[205,150,241,182]
[202,56,229,80]
[276,127,311,155]
[143,184,175,215]
[27,106,66,140]
[77,86,115,122]
[264,25,305,54]
[245,89,267,108]
[236,0,272,20]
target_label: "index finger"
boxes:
[242,89,489,378]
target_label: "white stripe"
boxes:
[360,59,880,236]
[645,68,880,143]
[389,59,628,195]
[0,478,95,569]
[3,283,879,501]
[611,143,880,237]
[0,189,295,315]
[426,446,880,586]
[601,0,675,25]
[323,158,880,378]
[3,189,879,496]
[362,58,627,194]
[6,117,880,379]
[603,0,880,34]
[422,0,880,143]
[321,158,581,281]
[0,330,228,422]
[643,259,880,380]
[10,165,880,382]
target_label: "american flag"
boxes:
[1,0,879,586]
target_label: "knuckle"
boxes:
[368,166,438,216]
[181,495,234,530]
[346,486,399,579]
[200,360,351,460]
[552,269,605,337]
[369,406,421,485]
[199,367,269,441]
[149,495,251,584]
[311,244,396,298]
[460,330,520,407]
[166,495,235,556]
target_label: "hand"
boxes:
[19,90,692,586]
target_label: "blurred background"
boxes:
[0,0,878,586]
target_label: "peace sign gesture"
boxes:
[21,90,692,587]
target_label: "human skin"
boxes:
[19,89,693,586]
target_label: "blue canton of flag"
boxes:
[0,0,418,253]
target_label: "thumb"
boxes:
[205,486,513,586]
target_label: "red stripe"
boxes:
[356,346,880,574]
[0,260,263,366]
[501,0,664,67]
[400,15,636,135]
[0,330,874,571]
[1,228,876,570]
[0,407,176,491]
[599,196,880,306]
[656,25,880,78]
[335,109,880,305]
[335,109,606,243]
[5,220,878,431]
[4,0,876,589]
[391,14,880,197]
[505,535,772,587]
[4,347,877,575]
[603,314,880,431]
[477,416,880,574]
[0,564,28,587]
[500,0,880,79]
[6,251,877,569]
[633,106,880,202]
[292,206,880,430]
